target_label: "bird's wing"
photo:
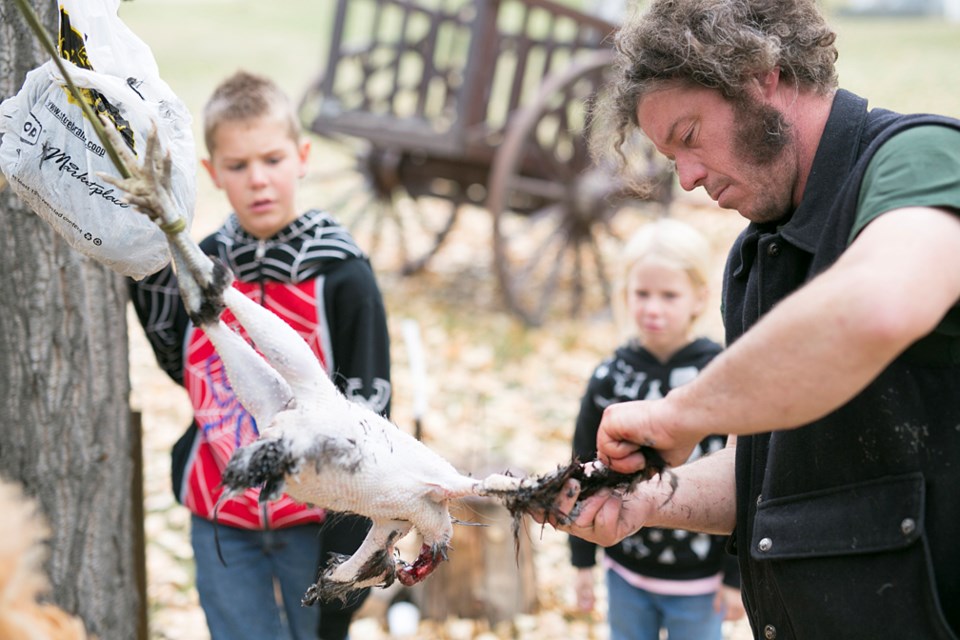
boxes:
[95,122,333,424]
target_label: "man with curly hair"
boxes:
[546,1,960,637]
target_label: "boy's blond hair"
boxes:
[612,218,713,340]
[202,70,301,156]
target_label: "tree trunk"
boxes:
[0,1,143,637]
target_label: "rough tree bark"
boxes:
[0,0,143,637]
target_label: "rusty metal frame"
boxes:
[303,0,616,166]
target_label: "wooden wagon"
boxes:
[300,0,671,325]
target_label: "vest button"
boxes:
[758,537,773,552]
[901,518,916,536]
[764,624,778,639]
[767,242,781,256]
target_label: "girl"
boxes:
[569,218,742,640]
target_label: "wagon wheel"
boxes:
[487,50,651,326]
[302,139,464,275]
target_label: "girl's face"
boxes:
[625,258,706,362]
[202,116,310,239]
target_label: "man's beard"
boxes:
[731,97,795,222]
[733,96,792,165]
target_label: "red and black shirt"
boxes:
[130,209,391,529]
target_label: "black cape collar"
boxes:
[779,89,869,253]
[619,337,719,368]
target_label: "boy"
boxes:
[129,70,390,640]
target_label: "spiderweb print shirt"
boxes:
[182,280,329,529]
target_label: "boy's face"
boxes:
[202,116,310,239]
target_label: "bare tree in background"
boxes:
[0,0,143,637]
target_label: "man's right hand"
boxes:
[596,399,701,473]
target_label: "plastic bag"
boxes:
[0,0,195,280]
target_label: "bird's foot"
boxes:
[96,119,183,233]
[96,117,234,326]
[396,542,448,587]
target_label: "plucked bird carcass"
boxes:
[99,125,663,604]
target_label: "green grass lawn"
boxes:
[117,1,960,130]
[832,16,960,117]
[118,0,335,147]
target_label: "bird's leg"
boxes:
[473,473,530,496]
[217,285,327,400]
[167,239,232,326]
[98,121,300,427]
[96,120,187,236]
[96,120,231,322]
[116,123,328,397]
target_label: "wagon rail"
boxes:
[300,0,671,325]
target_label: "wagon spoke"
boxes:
[502,175,568,205]
[533,239,568,322]
[330,186,376,225]
[301,142,464,272]
[571,240,585,315]
[509,204,567,282]
[587,231,612,304]
[497,203,583,324]
[526,135,579,183]
[398,198,462,275]
[505,216,569,323]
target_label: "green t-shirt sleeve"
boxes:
[850,125,960,243]
[852,125,960,359]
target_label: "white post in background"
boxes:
[401,318,428,441]
[945,0,960,22]
[588,0,627,22]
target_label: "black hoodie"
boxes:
[569,337,739,587]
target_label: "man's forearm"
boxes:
[642,444,737,535]
[667,207,960,442]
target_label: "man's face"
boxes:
[637,83,797,223]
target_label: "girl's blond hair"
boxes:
[612,218,713,340]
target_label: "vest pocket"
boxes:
[749,473,956,639]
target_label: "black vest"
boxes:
[725,90,960,639]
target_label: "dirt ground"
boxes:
[130,167,755,639]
